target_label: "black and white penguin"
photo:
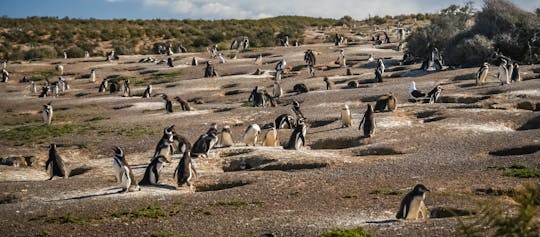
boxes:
[153,125,176,159]
[143,84,152,98]
[374,67,383,83]
[45,144,67,180]
[138,155,168,186]
[42,102,53,126]
[220,125,234,147]
[243,124,261,146]
[167,57,174,67]
[174,96,192,111]
[174,145,197,191]
[98,79,108,93]
[359,104,375,138]
[123,80,130,97]
[160,94,173,113]
[285,118,307,150]
[510,62,521,82]
[292,100,305,119]
[39,85,50,98]
[476,63,490,85]
[427,85,443,104]
[275,114,295,129]
[191,57,198,66]
[191,124,219,157]
[498,59,510,85]
[273,81,283,98]
[249,86,265,107]
[112,146,139,192]
[396,184,430,220]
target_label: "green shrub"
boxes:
[24,47,58,60]
[320,227,373,237]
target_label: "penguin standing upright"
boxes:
[511,62,521,82]
[341,104,352,128]
[98,79,108,93]
[153,125,176,159]
[323,77,333,90]
[123,80,130,97]
[139,155,168,186]
[243,124,261,146]
[174,144,197,191]
[160,94,173,113]
[30,81,37,94]
[143,84,152,98]
[498,59,510,85]
[90,69,96,83]
[273,81,282,98]
[220,125,234,147]
[286,118,307,150]
[427,86,443,104]
[263,123,279,147]
[112,146,139,192]
[174,96,192,111]
[476,63,489,85]
[359,104,375,138]
[45,144,67,180]
[191,124,219,157]
[42,102,53,126]
[396,184,430,220]
[292,100,305,119]
[249,86,265,107]
[275,114,295,129]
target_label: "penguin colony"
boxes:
[2,25,527,230]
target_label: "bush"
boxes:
[24,47,57,60]
[446,34,494,67]
[66,46,85,58]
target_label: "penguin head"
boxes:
[412,184,430,194]
[500,59,507,66]
[483,62,489,67]
[292,100,300,108]
[222,125,231,132]
[49,143,56,149]
[323,77,328,82]
[342,104,349,110]
[113,146,124,157]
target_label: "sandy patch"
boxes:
[451,123,514,133]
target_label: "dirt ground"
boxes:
[1,30,540,237]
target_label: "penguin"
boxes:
[45,144,67,180]
[55,64,64,76]
[359,104,375,138]
[173,133,191,155]
[255,54,263,65]
[143,84,152,98]
[112,146,139,192]
[286,118,307,150]
[167,57,174,67]
[506,62,514,82]
[275,114,295,129]
[374,67,383,83]
[341,104,352,128]
[387,93,397,111]
[30,81,37,94]
[262,90,276,107]
[273,81,283,98]
[191,57,198,66]
[191,124,219,157]
[123,80,130,97]
[160,94,173,113]
[262,123,279,147]
[219,125,234,147]
[377,59,385,73]
[249,86,265,107]
[174,96,192,111]
[409,81,426,98]
[476,62,489,85]
[323,77,333,90]
[498,59,510,85]
[511,62,521,82]
[42,102,53,126]
[292,100,305,119]
[153,125,176,159]
[138,155,168,186]
[396,184,430,220]
[99,79,108,93]
[39,85,50,98]
[174,145,197,191]
[243,124,261,146]
[90,69,96,83]
[427,86,443,104]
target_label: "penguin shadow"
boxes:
[139,183,177,190]
[60,188,128,201]
[365,219,400,224]
[68,167,92,177]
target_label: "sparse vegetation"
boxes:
[456,183,540,236]
[29,214,92,224]
[319,226,373,237]
[369,189,402,196]
[112,206,171,219]
[211,200,263,207]
[0,124,77,144]
[501,165,540,178]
